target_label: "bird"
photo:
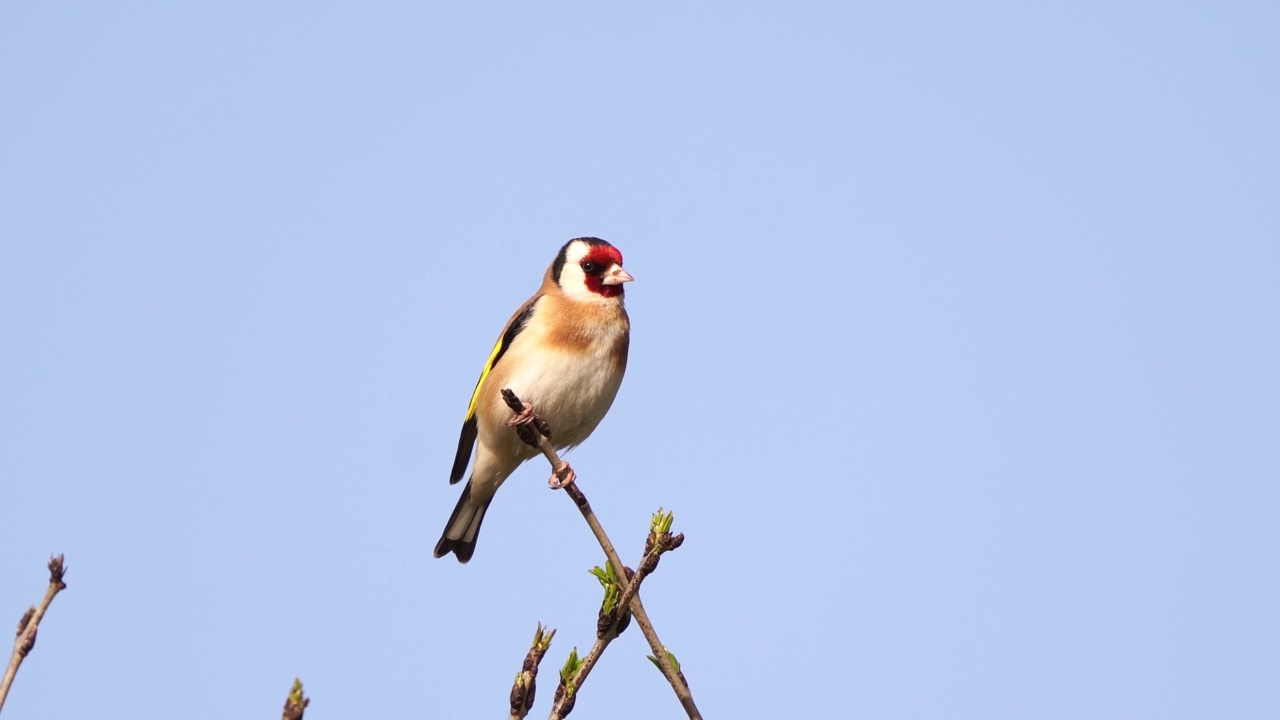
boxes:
[434,237,634,563]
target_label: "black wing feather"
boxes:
[447,300,538,484]
[449,415,478,484]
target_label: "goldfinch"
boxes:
[434,237,634,563]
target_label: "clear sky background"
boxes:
[2,3,1277,718]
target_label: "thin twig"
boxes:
[0,554,67,715]
[500,389,702,720]
[509,623,556,720]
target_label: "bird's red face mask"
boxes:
[579,245,633,298]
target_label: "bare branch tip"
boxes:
[500,388,522,412]
[47,554,67,587]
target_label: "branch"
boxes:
[500,390,702,720]
[0,554,67,715]
[509,623,556,720]
[548,512,685,720]
[281,678,310,720]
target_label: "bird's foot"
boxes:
[549,462,577,489]
[506,401,536,427]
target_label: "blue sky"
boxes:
[2,2,1277,718]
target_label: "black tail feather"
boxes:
[433,481,488,563]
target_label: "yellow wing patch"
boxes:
[462,298,539,421]
[464,336,505,420]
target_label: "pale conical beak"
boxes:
[601,265,635,286]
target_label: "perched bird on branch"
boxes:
[434,237,634,563]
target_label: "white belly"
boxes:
[501,342,623,449]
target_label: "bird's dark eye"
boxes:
[581,261,599,274]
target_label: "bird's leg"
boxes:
[500,391,566,486]
[549,461,577,489]
[506,401,536,427]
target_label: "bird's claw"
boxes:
[507,401,536,427]
[549,463,577,489]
